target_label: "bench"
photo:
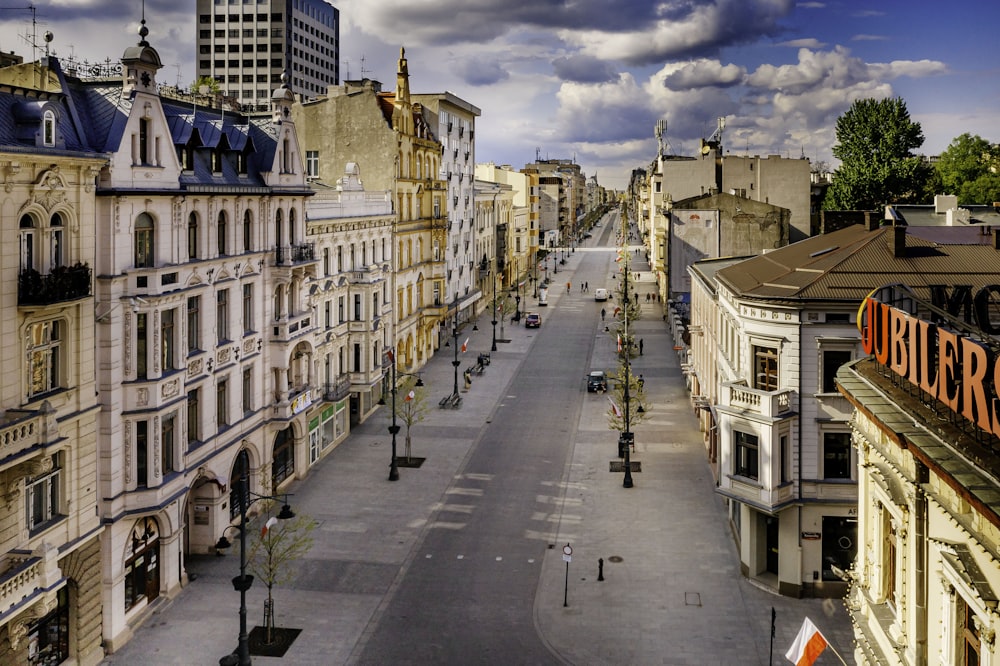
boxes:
[438,393,463,409]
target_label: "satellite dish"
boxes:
[701,144,711,156]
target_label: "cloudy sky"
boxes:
[2,0,998,189]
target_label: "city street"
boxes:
[103,209,853,665]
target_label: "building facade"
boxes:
[196,0,340,111]
[839,275,1000,664]
[0,57,107,666]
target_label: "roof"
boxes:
[716,224,1000,303]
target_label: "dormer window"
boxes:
[42,109,56,147]
[138,118,150,165]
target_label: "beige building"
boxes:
[476,162,540,293]
[294,48,446,372]
[0,58,107,666]
[838,273,1000,664]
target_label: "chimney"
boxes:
[865,212,879,231]
[889,225,906,257]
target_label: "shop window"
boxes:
[821,516,856,581]
[823,432,852,479]
[124,518,159,613]
[26,454,61,532]
[734,430,759,480]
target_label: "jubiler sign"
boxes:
[859,293,1000,435]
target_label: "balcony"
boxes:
[18,263,92,306]
[0,411,45,464]
[322,375,351,402]
[271,311,314,345]
[274,243,316,266]
[349,265,383,284]
[721,383,794,418]
[0,552,42,617]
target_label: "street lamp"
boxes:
[216,467,295,666]
[491,270,498,352]
[451,305,461,398]
[618,243,635,488]
[384,350,424,481]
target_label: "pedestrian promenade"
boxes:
[103,228,853,665]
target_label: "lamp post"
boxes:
[216,468,295,666]
[451,306,460,398]
[385,350,424,481]
[619,240,635,488]
[491,270,498,352]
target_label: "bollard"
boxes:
[598,558,605,581]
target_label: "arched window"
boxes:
[416,154,422,179]
[217,210,228,256]
[49,213,63,269]
[19,214,36,272]
[275,208,284,251]
[187,212,199,260]
[288,208,296,246]
[229,449,250,520]
[242,209,253,252]
[272,428,294,489]
[42,109,56,147]
[135,213,154,268]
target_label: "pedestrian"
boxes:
[645,293,650,302]
[580,282,584,293]
[638,374,645,389]
[601,308,606,321]
[585,281,589,292]
[639,338,644,355]
[634,293,639,305]
[464,369,472,389]
[566,281,571,293]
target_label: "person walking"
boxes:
[601,308,606,322]
[639,338,644,355]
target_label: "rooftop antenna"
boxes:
[654,119,668,156]
[535,146,541,161]
[360,54,370,79]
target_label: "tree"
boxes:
[609,261,641,358]
[243,491,316,644]
[933,133,1000,205]
[606,364,647,433]
[823,97,927,210]
[393,378,427,461]
[191,75,220,95]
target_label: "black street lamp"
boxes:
[384,351,424,481]
[216,468,295,666]
[451,306,461,398]
[618,241,635,488]
[491,270,498,352]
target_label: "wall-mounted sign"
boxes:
[801,532,821,540]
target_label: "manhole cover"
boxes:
[684,592,702,606]
[609,461,641,473]
[607,556,623,563]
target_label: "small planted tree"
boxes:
[243,474,316,645]
[606,363,647,433]
[395,378,428,461]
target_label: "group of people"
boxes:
[567,281,591,293]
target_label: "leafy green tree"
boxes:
[606,364,647,433]
[823,98,927,210]
[933,133,1000,205]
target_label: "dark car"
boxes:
[587,370,607,392]
[525,313,541,328]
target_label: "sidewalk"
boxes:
[102,239,853,665]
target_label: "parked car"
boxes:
[587,370,607,392]
[583,232,593,239]
[525,313,541,328]
[594,288,609,301]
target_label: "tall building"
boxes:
[196,0,339,111]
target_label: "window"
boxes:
[243,284,254,332]
[19,214,36,272]
[136,312,148,379]
[123,519,159,612]
[882,505,897,606]
[753,345,778,391]
[161,308,175,371]
[779,434,789,484]
[217,210,228,256]
[217,378,229,431]
[823,432,852,479]
[306,150,318,177]
[27,320,61,397]
[243,209,253,252]
[338,296,345,323]
[161,414,176,475]
[958,595,982,665]
[242,367,252,414]
[272,427,294,488]
[821,349,852,393]
[138,118,150,165]
[230,449,249,519]
[187,296,201,353]
[354,294,362,321]
[187,389,200,446]
[136,421,149,487]
[26,454,60,531]
[734,430,759,480]
[135,213,155,268]
[187,212,199,259]
[25,586,68,663]
[49,212,63,269]
[217,290,229,342]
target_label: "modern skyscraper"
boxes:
[196,0,339,111]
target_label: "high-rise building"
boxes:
[196,0,339,111]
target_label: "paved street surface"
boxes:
[103,211,853,665]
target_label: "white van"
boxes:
[594,288,609,302]
[538,286,549,306]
